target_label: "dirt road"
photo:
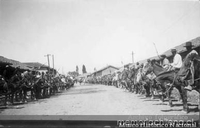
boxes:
[0,83,199,115]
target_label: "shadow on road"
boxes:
[161,103,199,113]
[188,107,199,113]
[62,88,106,95]
[153,103,168,105]
[74,84,103,87]
[0,105,25,112]
[161,109,183,112]
[139,97,147,99]
[143,99,160,102]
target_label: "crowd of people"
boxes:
[81,41,200,113]
[160,42,198,91]
[0,41,199,113]
[0,66,75,106]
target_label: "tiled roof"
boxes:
[23,62,48,69]
[0,56,12,65]
[136,36,200,64]
[161,36,200,57]
[0,56,32,70]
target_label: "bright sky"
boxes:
[0,0,200,74]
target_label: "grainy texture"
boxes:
[0,83,199,115]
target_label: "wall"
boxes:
[95,72,102,77]
[102,67,118,76]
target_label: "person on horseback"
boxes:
[10,70,22,84]
[184,42,198,55]
[135,62,140,70]
[140,63,144,69]
[169,48,183,72]
[160,54,170,70]
[181,42,198,91]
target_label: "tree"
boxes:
[82,65,87,74]
[76,65,79,74]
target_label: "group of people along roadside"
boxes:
[160,41,198,91]
[123,41,198,91]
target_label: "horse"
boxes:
[0,75,9,106]
[5,71,26,104]
[191,58,200,92]
[0,72,29,105]
[20,71,38,102]
[50,77,60,94]
[176,53,200,112]
[34,76,45,99]
[133,66,147,94]
[126,67,137,92]
[112,72,120,88]
[143,62,163,99]
[60,76,67,90]
[103,74,112,86]
[118,69,130,91]
[144,59,188,112]
[65,76,75,88]
[77,78,83,85]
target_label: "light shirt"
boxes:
[183,50,198,62]
[135,64,140,70]
[171,53,182,69]
[162,58,169,66]
[188,50,198,55]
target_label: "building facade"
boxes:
[92,65,119,77]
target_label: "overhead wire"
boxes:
[143,1,198,57]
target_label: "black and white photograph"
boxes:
[0,0,200,127]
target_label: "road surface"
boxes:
[0,83,199,115]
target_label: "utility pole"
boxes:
[132,51,134,64]
[52,55,54,76]
[44,54,51,80]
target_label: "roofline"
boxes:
[134,36,200,63]
[23,62,51,69]
[90,65,119,75]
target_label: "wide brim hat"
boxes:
[184,41,194,47]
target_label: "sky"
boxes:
[0,0,200,74]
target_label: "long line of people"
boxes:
[84,41,200,113]
[0,67,75,106]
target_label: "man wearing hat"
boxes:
[170,48,183,71]
[182,42,198,91]
[184,41,198,57]
[160,54,170,70]
[135,62,140,70]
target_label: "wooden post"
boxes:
[45,54,51,80]
[132,51,134,64]
[52,55,54,76]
